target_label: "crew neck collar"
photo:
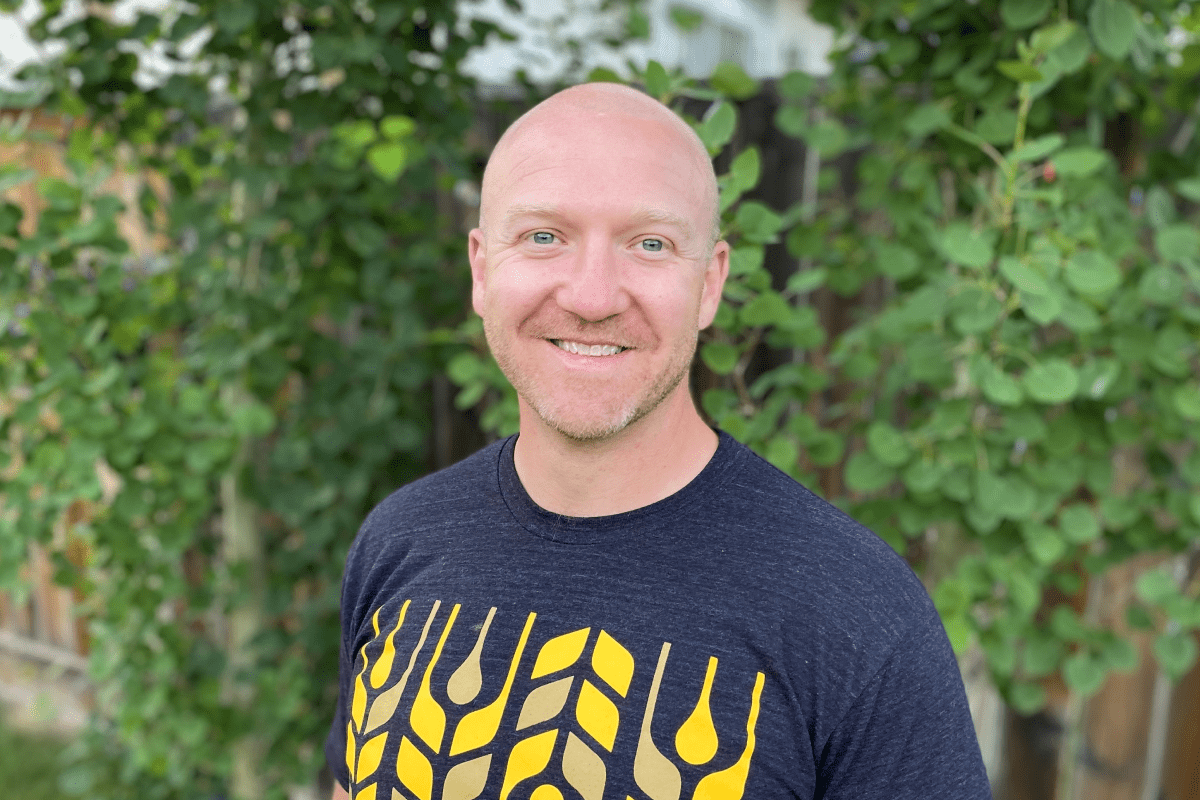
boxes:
[495,430,743,545]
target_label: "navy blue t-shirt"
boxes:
[326,432,992,800]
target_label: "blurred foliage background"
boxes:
[1,0,1199,798]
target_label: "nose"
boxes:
[554,236,631,322]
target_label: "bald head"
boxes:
[479,83,721,251]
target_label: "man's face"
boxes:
[470,96,728,442]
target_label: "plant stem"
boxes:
[1001,83,1034,228]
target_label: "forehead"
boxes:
[484,110,712,235]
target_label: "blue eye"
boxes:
[531,232,556,244]
[641,238,664,252]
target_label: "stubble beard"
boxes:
[483,318,698,443]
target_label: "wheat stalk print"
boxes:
[344,600,765,800]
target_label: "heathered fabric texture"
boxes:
[327,432,992,799]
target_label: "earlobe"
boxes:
[469,228,487,316]
[698,241,730,329]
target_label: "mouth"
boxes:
[550,339,628,357]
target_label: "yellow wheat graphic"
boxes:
[345,600,764,800]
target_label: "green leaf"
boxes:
[1089,0,1138,60]
[975,108,1018,145]
[587,67,624,83]
[1154,632,1199,680]
[844,451,897,493]
[710,61,759,100]
[866,421,913,467]
[1076,359,1120,399]
[1001,0,1052,29]
[701,341,738,375]
[379,115,415,140]
[1022,359,1079,404]
[696,102,737,155]
[763,435,799,473]
[937,223,995,269]
[366,142,408,182]
[734,201,783,244]
[874,241,921,280]
[669,4,704,32]
[1063,652,1106,695]
[1012,133,1065,162]
[1059,503,1101,544]
[778,70,815,100]
[1136,569,1178,605]
[787,268,826,294]
[230,401,275,438]
[1030,20,1079,53]
[1009,682,1047,714]
[1023,521,1067,565]
[1021,289,1063,324]
[1173,384,1200,421]
[1138,266,1185,305]
[1101,637,1139,672]
[1047,25,1093,73]
[902,460,944,494]
[1060,297,1101,333]
[1155,224,1199,265]
[1176,177,1200,203]
[644,60,671,99]
[740,290,791,327]
[997,60,1045,83]
[1052,147,1108,177]
[903,103,951,139]
[999,256,1051,295]
[728,147,761,194]
[1065,250,1121,296]
[983,364,1024,406]
[807,118,850,157]
[774,105,808,138]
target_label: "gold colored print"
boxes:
[365,602,441,735]
[516,676,574,731]
[441,753,492,800]
[355,785,377,800]
[450,612,538,756]
[499,728,559,800]
[530,785,565,800]
[356,731,389,782]
[575,679,619,751]
[396,735,434,800]
[352,641,371,733]
[563,731,607,800]
[530,627,590,679]
[447,606,497,705]
[410,603,460,753]
[675,657,719,765]
[592,630,635,697]
[691,672,765,800]
[634,643,682,800]
[371,600,411,689]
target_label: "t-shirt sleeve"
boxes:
[815,611,993,799]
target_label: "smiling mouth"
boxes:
[551,339,627,356]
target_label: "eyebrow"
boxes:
[500,203,696,240]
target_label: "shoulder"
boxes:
[710,435,936,636]
[343,438,507,572]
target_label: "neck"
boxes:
[512,391,718,517]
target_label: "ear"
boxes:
[697,240,730,330]
[469,228,487,316]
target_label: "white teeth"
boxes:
[553,340,623,356]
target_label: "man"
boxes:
[327,82,991,800]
